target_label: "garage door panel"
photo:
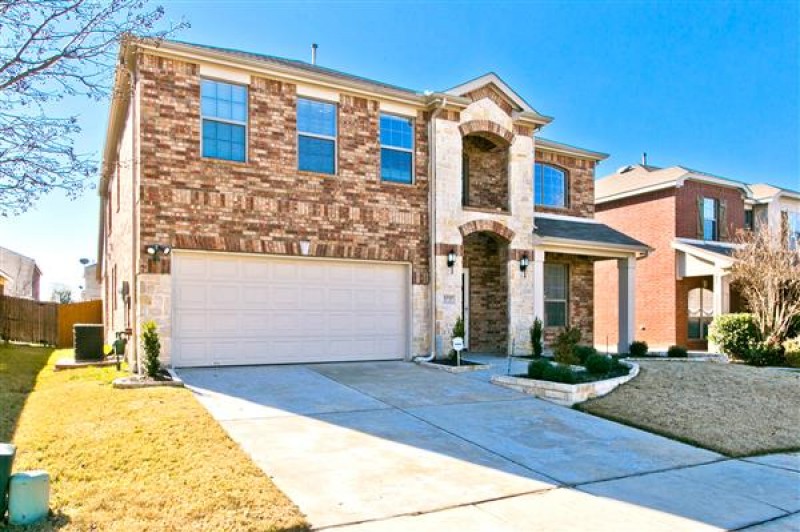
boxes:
[172,252,408,367]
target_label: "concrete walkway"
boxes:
[179,361,800,531]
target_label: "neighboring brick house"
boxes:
[0,246,41,300]
[98,38,648,369]
[593,164,795,352]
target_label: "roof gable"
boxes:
[445,73,542,116]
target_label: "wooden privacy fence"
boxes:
[57,300,103,348]
[0,295,103,347]
[0,295,58,345]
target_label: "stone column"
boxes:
[508,251,535,356]
[434,252,463,358]
[617,256,636,353]
[532,249,545,323]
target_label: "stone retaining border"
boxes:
[491,361,639,406]
[418,360,492,374]
[113,368,185,389]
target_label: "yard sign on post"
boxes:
[452,337,464,367]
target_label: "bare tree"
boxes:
[0,0,187,216]
[731,226,800,345]
[51,284,72,304]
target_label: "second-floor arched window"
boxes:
[535,163,567,208]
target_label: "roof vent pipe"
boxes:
[311,43,318,65]
[642,152,648,165]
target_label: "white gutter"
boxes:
[415,97,447,363]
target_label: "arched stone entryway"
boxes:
[462,230,510,353]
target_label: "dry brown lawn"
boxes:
[578,361,800,457]
[1,344,307,531]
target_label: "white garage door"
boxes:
[171,252,409,367]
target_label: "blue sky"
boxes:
[2,0,797,299]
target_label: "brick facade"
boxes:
[462,135,509,212]
[534,149,596,219]
[464,233,508,353]
[544,253,594,347]
[101,43,615,366]
[136,54,431,284]
[595,180,747,351]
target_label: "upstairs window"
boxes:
[298,98,337,174]
[380,114,414,183]
[535,163,567,208]
[544,263,568,327]
[788,211,800,250]
[703,197,718,241]
[201,79,247,162]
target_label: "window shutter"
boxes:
[719,199,728,240]
[697,196,705,239]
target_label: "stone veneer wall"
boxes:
[464,233,508,352]
[463,135,509,212]
[434,96,536,356]
[136,274,172,365]
[543,253,594,347]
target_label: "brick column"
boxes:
[617,256,636,353]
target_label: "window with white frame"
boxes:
[535,163,567,208]
[201,79,247,162]
[297,98,337,174]
[788,211,800,250]
[544,263,568,327]
[380,114,413,183]
[688,286,713,339]
[703,197,718,241]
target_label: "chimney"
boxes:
[642,152,648,166]
[311,43,318,65]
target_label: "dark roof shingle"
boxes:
[534,217,649,250]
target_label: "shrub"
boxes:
[530,318,543,358]
[629,340,648,357]
[527,358,551,379]
[553,326,582,365]
[542,363,577,384]
[141,320,161,379]
[743,340,784,367]
[708,313,760,359]
[585,353,613,375]
[573,345,597,365]
[783,338,800,368]
[667,345,688,358]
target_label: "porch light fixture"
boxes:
[299,240,311,256]
[447,249,456,271]
[145,244,172,261]
[520,254,530,277]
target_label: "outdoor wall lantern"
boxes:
[447,249,456,272]
[146,244,172,261]
[520,254,530,277]
[299,240,311,256]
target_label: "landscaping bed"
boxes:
[577,360,800,457]
[418,357,491,373]
[0,344,307,531]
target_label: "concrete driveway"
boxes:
[179,361,800,531]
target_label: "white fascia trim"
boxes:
[534,212,601,224]
[677,174,751,195]
[671,239,737,268]
[595,181,677,204]
[534,236,649,257]
[674,237,742,249]
[138,42,426,108]
[535,139,608,161]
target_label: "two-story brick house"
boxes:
[593,164,757,351]
[98,38,648,369]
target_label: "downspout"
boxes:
[415,97,447,362]
[129,52,140,374]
